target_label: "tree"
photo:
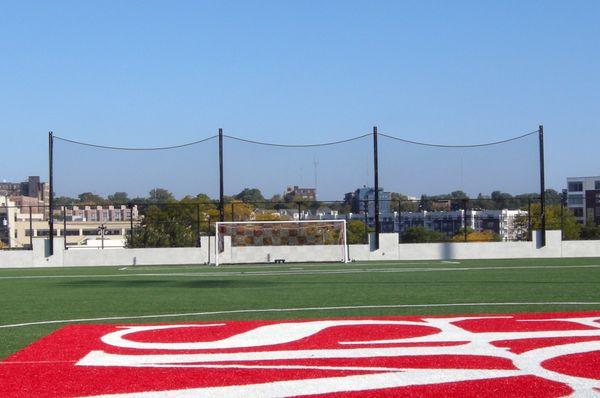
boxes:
[544,189,563,206]
[400,227,448,243]
[514,203,581,240]
[450,190,468,200]
[54,196,77,205]
[346,220,371,244]
[580,222,600,240]
[255,212,288,221]
[225,201,254,221]
[452,229,501,242]
[107,192,130,204]
[148,188,175,203]
[128,204,195,248]
[419,195,433,211]
[235,188,265,204]
[77,192,105,204]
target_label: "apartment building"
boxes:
[566,176,600,224]
[1,198,140,248]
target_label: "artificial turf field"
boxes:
[1,257,600,360]
[1,257,599,396]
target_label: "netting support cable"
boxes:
[539,125,546,247]
[223,133,371,147]
[373,126,380,250]
[48,131,54,256]
[378,130,539,148]
[53,135,217,151]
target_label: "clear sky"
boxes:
[1,1,599,199]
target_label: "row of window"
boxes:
[23,229,130,237]
[568,181,600,192]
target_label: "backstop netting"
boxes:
[378,130,540,198]
[222,133,373,201]
[52,134,219,248]
[378,129,541,241]
[53,135,219,200]
[215,220,348,266]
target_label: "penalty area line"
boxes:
[1,302,600,329]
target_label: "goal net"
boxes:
[215,220,348,266]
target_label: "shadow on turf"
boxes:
[54,279,275,289]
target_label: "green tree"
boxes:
[544,189,563,206]
[514,203,581,240]
[452,229,501,242]
[128,204,195,247]
[107,192,130,204]
[235,188,265,204]
[580,222,600,240]
[77,192,106,204]
[148,188,175,203]
[346,220,371,244]
[400,227,448,243]
[54,196,77,205]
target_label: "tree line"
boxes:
[53,187,600,246]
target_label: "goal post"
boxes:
[215,219,349,266]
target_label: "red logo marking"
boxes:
[1,312,599,397]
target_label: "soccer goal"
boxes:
[215,220,349,266]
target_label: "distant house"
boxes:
[284,186,316,201]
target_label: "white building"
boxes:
[392,209,527,241]
[0,197,140,249]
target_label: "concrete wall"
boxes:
[1,231,599,268]
[562,240,600,258]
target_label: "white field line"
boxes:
[118,261,434,271]
[1,264,600,281]
[1,302,600,329]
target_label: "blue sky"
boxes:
[1,1,598,198]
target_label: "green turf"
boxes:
[1,257,600,360]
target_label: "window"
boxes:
[38,229,57,236]
[65,230,80,236]
[568,194,583,206]
[596,181,600,190]
[572,208,584,218]
[568,181,583,191]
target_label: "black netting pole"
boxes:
[196,203,200,247]
[218,128,224,222]
[539,125,546,246]
[373,126,380,249]
[29,206,33,249]
[207,215,211,264]
[560,196,565,240]
[63,205,67,250]
[528,198,532,241]
[363,199,368,244]
[463,199,468,242]
[48,131,54,255]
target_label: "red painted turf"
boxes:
[0,311,598,397]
